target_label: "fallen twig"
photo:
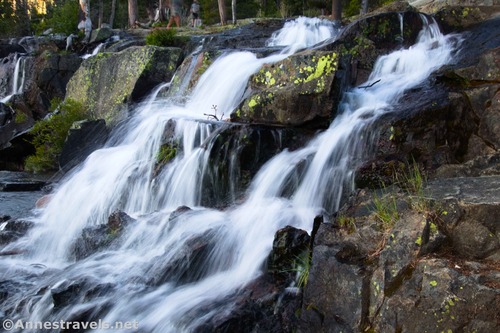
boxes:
[358,79,381,89]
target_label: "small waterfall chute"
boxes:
[0,53,29,103]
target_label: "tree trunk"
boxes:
[331,0,341,22]
[79,0,90,16]
[15,0,30,34]
[218,0,226,25]
[98,0,103,28]
[109,0,117,28]
[128,0,139,28]
[145,0,155,22]
[231,0,236,25]
[361,0,368,15]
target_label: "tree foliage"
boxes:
[42,0,79,35]
[0,0,31,37]
[0,0,396,38]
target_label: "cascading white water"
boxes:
[1,54,28,103]
[0,16,459,333]
[266,16,338,53]
[82,36,121,59]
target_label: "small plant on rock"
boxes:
[338,214,356,234]
[372,191,399,229]
[294,251,312,289]
[156,143,177,164]
[14,110,29,124]
[25,99,87,173]
[395,162,429,212]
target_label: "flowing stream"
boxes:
[0,16,459,332]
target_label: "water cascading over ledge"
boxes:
[0,14,460,333]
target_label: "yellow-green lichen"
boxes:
[248,97,259,108]
[304,54,337,83]
[265,71,276,86]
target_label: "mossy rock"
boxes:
[65,45,182,125]
[231,49,343,128]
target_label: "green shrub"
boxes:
[146,29,185,47]
[14,111,29,124]
[344,0,361,18]
[25,99,87,173]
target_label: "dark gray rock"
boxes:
[33,51,82,117]
[72,210,134,260]
[145,227,221,286]
[0,219,34,246]
[59,119,108,171]
[0,43,26,58]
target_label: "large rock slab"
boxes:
[231,49,342,127]
[300,175,500,332]
[65,46,182,124]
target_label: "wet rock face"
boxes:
[0,53,19,98]
[155,119,315,208]
[354,18,499,179]
[71,210,134,260]
[0,219,34,246]
[146,227,221,286]
[187,226,308,333]
[267,225,311,276]
[59,119,108,171]
[0,103,13,127]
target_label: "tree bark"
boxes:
[79,0,90,16]
[128,0,139,28]
[361,0,369,15]
[218,0,226,25]
[109,0,117,28]
[98,0,103,28]
[145,0,155,22]
[231,0,236,25]
[331,0,341,22]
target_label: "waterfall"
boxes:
[266,16,339,53]
[82,36,121,59]
[0,54,28,103]
[0,17,459,333]
[12,55,27,96]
